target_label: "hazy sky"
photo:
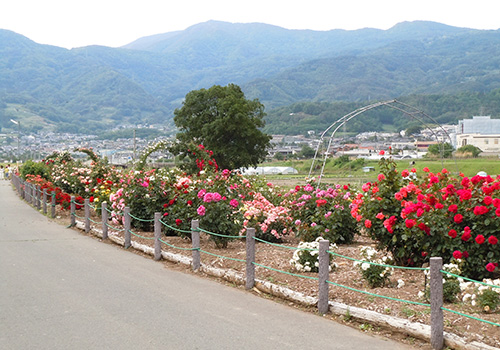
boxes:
[1,0,499,49]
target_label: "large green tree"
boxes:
[171,84,272,171]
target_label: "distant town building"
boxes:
[453,116,500,154]
[458,116,500,134]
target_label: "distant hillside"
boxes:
[0,30,169,133]
[0,21,499,134]
[263,89,500,135]
[243,30,500,109]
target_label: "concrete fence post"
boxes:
[36,185,41,210]
[43,189,47,214]
[51,191,56,218]
[102,202,108,240]
[191,220,200,270]
[31,184,35,206]
[20,180,24,199]
[430,257,444,350]
[154,212,162,261]
[84,198,90,233]
[124,207,131,249]
[245,228,256,289]
[70,195,76,227]
[318,239,330,315]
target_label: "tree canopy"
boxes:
[171,84,272,171]
[427,142,454,158]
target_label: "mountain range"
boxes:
[0,20,499,134]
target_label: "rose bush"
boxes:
[286,182,357,244]
[353,156,500,280]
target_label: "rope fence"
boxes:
[10,173,499,350]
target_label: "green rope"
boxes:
[104,222,125,232]
[254,237,316,251]
[73,213,85,219]
[327,250,429,271]
[129,213,155,222]
[197,227,243,239]
[441,307,500,327]
[103,206,114,214]
[253,262,319,281]
[158,237,197,251]
[88,218,101,225]
[159,218,193,234]
[326,280,431,307]
[199,249,246,263]
[128,229,154,240]
[440,271,500,289]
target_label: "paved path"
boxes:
[0,180,415,349]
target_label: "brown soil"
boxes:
[50,206,500,349]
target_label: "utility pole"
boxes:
[133,129,137,160]
[10,119,20,157]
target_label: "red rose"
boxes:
[175,219,182,226]
[187,200,193,206]
[423,167,430,172]
[462,251,469,258]
[364,219,372,228]
[401,169,409,177]
[462,231,472,241]
[405,219,416,228]
[484,196,493,206]
[448,204,458,213]
[421,251,428,257]
[316,199,327,207]
[486,263,497,273]
[454,214,463,224]
[473,206,489,215]
[452,250,462,259]
[295,185,301,191]
[475,235,485,244]
[448,229,457,238]
[488,236,498,245]
[379,150,385,155]
[89,196,94,203]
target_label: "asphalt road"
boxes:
[0,180,415,349]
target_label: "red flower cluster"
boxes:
[354,160,500,278]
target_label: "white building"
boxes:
[453,116,500,154]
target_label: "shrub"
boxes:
[289,238,338,273]
[352,155,500,279]
[20,160,50,180]
[287,182,357,244]
[477,288,500,312]
[354,246,393,288]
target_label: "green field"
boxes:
[261,157,500,188]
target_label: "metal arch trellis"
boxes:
[308,99,458,186]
